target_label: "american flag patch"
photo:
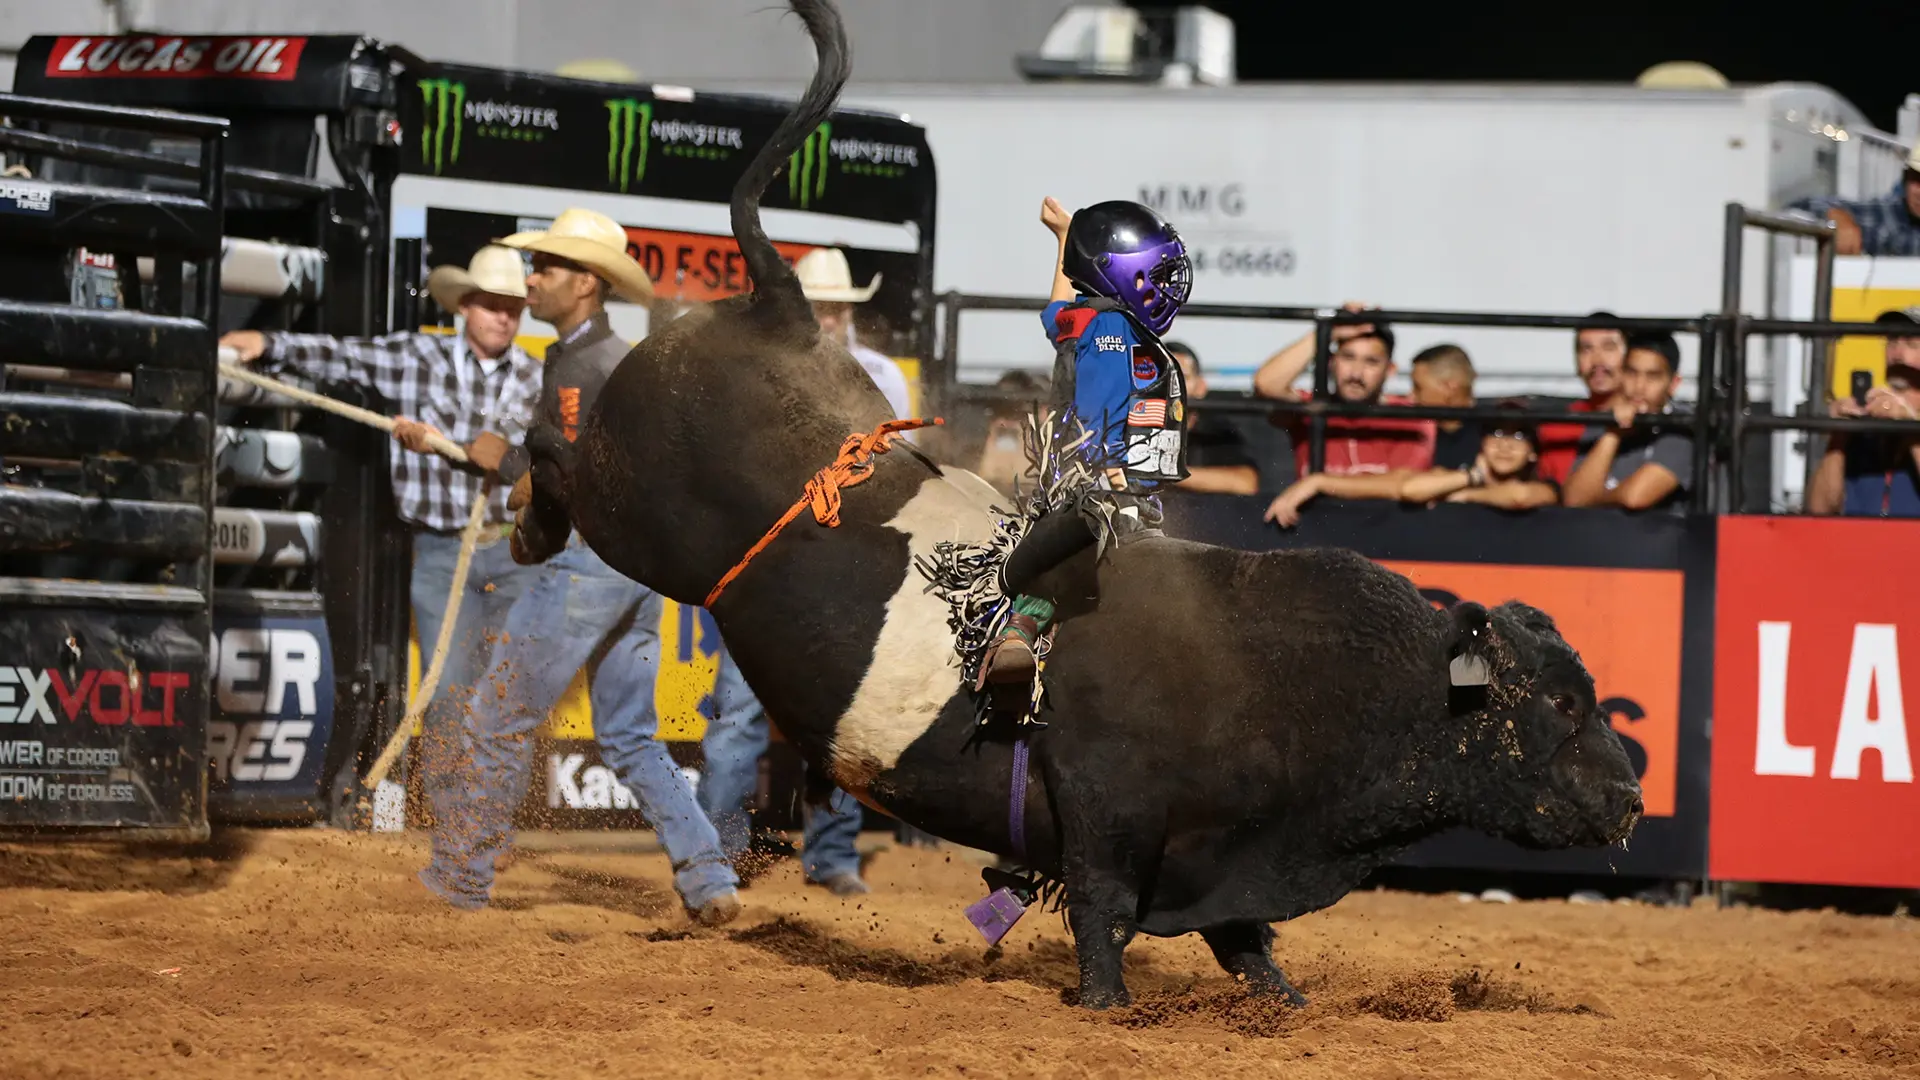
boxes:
[1127,398,1168,427]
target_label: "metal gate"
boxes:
[7,34,409,829]
[0,93,226,840]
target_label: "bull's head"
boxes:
[1444,600,1644,850]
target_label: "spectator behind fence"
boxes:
[1534,312,1627,484]
[1164,340,1283,494]
[797,247,916,443]
[1264,403,1558,527]
[1789,143,1920,257]
[1807,307,1920,517]
[1409,344,1478,469]
[1562,331,1693,514]
[973,370,1050,496]
[1251,300,1435,477]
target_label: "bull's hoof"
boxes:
[1245,981,1309,1008]
[1065,984,1132,1011]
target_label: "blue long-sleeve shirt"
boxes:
[1041,298,1167,471]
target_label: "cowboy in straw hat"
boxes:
[688,244,919,901]
[434,209,746,926]
[424,242,527,314]
[218,243,548,883]
[497,206,655,306]
[792,245,912,423]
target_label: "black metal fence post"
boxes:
[1693,318,1718,511]
[1308,311,1334,476]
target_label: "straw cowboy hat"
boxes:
[794,246,880,304]
[424,244,528,313]
[496,207,655,304]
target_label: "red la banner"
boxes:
[1712,515,1920,888]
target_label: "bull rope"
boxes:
[702,416,943,608]
[213,358,493,796]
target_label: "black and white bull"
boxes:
[508,0,1645,1009]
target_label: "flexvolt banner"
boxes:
[402,63,931,225]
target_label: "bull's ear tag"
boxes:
[1450,653,1491,687]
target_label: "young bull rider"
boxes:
[979,195,1195,686]
[423,208,744,925]
[218,245,547,854]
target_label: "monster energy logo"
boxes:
[789,122,832,209]
[787,122,920,208]
[419,79,558,175]
[605,98,653,193]
[419,79,465,175]
[604,100,742,192]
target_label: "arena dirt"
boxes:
[2,828,1917,1079]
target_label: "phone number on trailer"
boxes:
[1189,246,1296,276]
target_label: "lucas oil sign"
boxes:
[44,36,307,80]
[206,613,334,801]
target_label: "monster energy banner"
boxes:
[404,63,931,226]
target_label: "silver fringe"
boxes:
[913,408,1106,725]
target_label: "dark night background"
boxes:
[1126,2,1915,133]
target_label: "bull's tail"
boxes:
[508,421,576,565]
[730,0,850,336]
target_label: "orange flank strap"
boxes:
[703,417,944,608]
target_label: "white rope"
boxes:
[205,356,495,798]
[216,361,470,463]
[361,486,494,792]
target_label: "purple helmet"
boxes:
[1062,200,1193,336]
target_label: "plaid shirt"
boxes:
[1794,182,1920,257]
[260,330,543,531]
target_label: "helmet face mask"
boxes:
[1063,200,1192,337]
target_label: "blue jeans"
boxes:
[411,528,538,836]
[697,649,863,883]
[423,536,738,911]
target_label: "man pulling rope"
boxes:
[219,243,545,850]
[426,208,747,926]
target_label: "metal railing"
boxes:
[1716,203,1837,511]
[931,204,1920,517]
[933,290,1716,503]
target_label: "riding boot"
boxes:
[978,595,1056,688]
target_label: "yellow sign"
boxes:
[406,597,720,742]
[1829,287,1920,399]
[895,356,924,418]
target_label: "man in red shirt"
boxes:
[1534,312,1627,484]
[1251,301,1435,477]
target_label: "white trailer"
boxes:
[726,79,1913,402]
